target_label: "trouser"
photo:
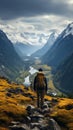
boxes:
[37,90,45,108]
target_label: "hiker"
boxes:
[34,68,47,108]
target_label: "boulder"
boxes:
[26,105,35,115]
[48,118,61,130]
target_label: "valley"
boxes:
[0,22,73,130]
[16,56,65,97]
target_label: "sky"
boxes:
[0,0,73,45]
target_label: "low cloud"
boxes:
[0,16,72,45]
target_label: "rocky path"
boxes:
[9,100,61,130]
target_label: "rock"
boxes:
[9,104,61,130]
[52,98,58,104]
[30,123,41,129]
[10,121,20,125]
[49,118,61,130]
[40,126,49,130]
[26,105,35,111]
[9,125,25,130]
[6,92,12,97]
[42,108,50,115]
[65,104,73,110]
[30,114,44,122]
[24,116,31,124]
[44,101,52,107]
[7,87,24,95]
[9,124,29,130]
[32,127,40,130]
[34,108,43,115]
[42,104,48,109]
[26,105,35,115]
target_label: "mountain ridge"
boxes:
[0,29,25,81]
[54,52,73,96]
[31,32,57,57]
[41,23,73,68]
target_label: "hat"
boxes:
[38,68,43,71]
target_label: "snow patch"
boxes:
[63,23,73,38]
[1,65,5,69]
[23,76,31,87]
[29,66,38,75]
[23,66,38,87]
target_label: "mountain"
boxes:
[41,23,73,68]
[0,30,24,81]
[54,53,73,96]
[31,32,57,57]
[14,42,42,59]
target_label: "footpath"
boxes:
[9,100,61,130]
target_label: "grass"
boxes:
[0,77,35,129]
[0,77,73,130]
[50,98,73,130]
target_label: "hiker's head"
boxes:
[38,68,43,72]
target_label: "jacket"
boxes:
[34,72,47,92]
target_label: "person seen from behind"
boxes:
[34,68,47,108]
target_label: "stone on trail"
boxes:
[49,118,61,130]
[9,103,61,130]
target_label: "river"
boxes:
[23,66,38,87]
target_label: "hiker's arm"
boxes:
[34,76,37,91]
[44,78,48,93]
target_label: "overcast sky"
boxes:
[0,0,73,45]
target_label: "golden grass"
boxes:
[0,77,36,128]
[51,97,73,130]
[0,77,73,130]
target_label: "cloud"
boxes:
[0,15,72,46]
[0,0,73,20]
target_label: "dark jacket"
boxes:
[34,72,47,92]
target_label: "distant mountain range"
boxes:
[14,42,42,59]
[0,30,24,81]
[32,32,58,57]
[41,23,73,68]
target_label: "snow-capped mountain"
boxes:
[42,22,73,68]
[32,32,58,57]
[63,22,73,38]
[2,28,48,46]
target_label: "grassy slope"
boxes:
[50,98,73,130]
[0,77,73,130]
[0,77,36,129]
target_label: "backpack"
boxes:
[35,73,46,90]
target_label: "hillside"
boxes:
[53,53,73,96]
[41,23,73,68]
[0,30,25,81]
[0,77,73,130]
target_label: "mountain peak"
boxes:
[63,22,73,38]
[50,32,58,38]
[47,32,58,46]
[67,22,73,28]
